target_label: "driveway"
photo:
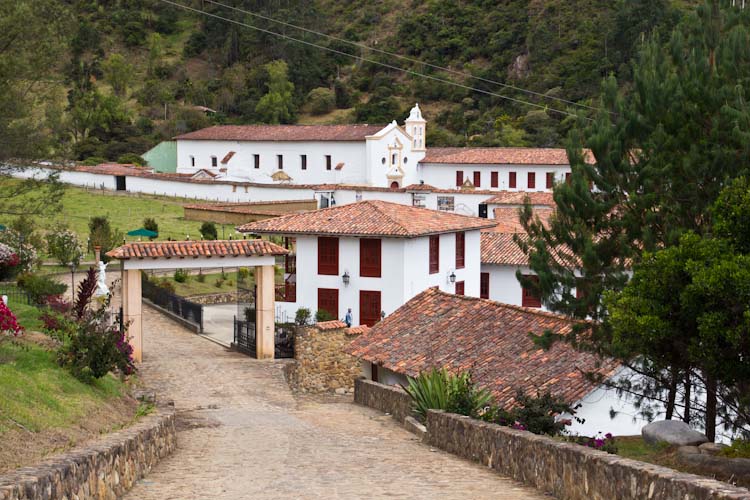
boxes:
[126,307,549,499]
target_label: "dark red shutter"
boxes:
[509,172,517,188]
[473,171,481,187]
[546,172,554,189]
[317,237,339,275]
[455,281,465,296]
[359,290,381,327]
[456,171,464,187]
[360,239,382,277]
[521,275,542,308]
[528,172,536,189]
[318,288,339,319]
[491,171,499,188]
[455,232,465,269]
[429,235,440,274]
[480,272,490,299]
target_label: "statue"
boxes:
[95,261,109,297]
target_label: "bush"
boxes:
[403,368,493,420]
[200,222,218,240]
[17,274,67,304]
[173,268,189,283]
[307,87,335,115]
[315,309,334,322]
[295,307,312,326]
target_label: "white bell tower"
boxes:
[405,103,426,152]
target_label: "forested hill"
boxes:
[6,0,694,164]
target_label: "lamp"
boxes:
[449,271,456,284]
[342,271,350,285]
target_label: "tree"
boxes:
[143,217,159,241]
[199,222,218,240]
[48,228,83,268]
[102,53,134,97]
[255,60,296,124]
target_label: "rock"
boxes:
[698,442,728,455]
[642,420,709,447]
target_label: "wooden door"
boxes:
[317,288,339,320]
[359,290,381,327]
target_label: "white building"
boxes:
[236,200,495,326]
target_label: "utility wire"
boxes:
[157,0,593,121]
[203,0,605,114]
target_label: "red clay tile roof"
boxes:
[346,288,618,407]
[106,239,288,260]
[483,191,555,206]
[236,200,496,237]
[481,232,529,266]
[420,147,592,165]
[174,124,385,142]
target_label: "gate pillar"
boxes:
[255,264,275,359]
[122,268,143,362]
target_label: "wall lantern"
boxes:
[449,271,457,284]
[342,271,350,285]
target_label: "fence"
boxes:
[142,278,203,332]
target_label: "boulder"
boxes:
[642,420,709,447]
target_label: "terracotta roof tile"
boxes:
[106,239,288,260]
[420,147,592,165]
[174,124,385,142]
[346,288,618,407]
[236,200,496,237]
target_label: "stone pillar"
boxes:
[122,268,143,362]
[255,264,275,359]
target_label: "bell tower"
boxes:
[405,103,426,152]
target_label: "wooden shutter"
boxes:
[456,170,464,187]
[480,272,490,299]
[317,237,339,275]
[491,171,498,188]
[546,172,554,189]
[359,238,382,277]
[317,288,339,319]
[455,232,465,269]
[359,290,382,327]
[473,171,481,187]
[521,275,542,308]
[455,281,465,296]
[509,172,517,188]
[429,235,440,274]
[528,172,536,189]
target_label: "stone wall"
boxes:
[286,321,362,393]
[353,378,413,424]
[425,410,750,500]
[0,406,176,500]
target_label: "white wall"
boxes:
[419,163,569,191]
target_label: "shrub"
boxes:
[173,268,189,283]
[295,307,312,326]
[403,368,493,420]
[200,222,218,240]
[307,87,335,115]
[315,309,334,322]
[0,300,23,336]
[17,274,67,304]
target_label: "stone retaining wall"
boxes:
[286,323,362,393]
[353,378,413,424]
[425,410,750,500]
[0,406,176,500]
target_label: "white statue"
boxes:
[95,261,109,297]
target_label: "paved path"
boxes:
[126,307,550,500]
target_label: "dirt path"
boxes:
[126,307,550,499]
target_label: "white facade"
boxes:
[276,230,481,324]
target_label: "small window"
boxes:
[326,155,332,171]
[211,156,217,167]
[491,171,498,188]
[473,171,481,188]
[509,171,517,189]
[190,156,195,167]
[301,155,307,170]
[456,171,464,187]
[521,275,542,308]
[455,281,465,296]
[528,172,536,189]
[455,232,465,269]
[277,155,283,170]
[429,235,440,274]
[480,272,490,299]
[254,154,260,169]
[546,172,554,189]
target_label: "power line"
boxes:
[157,0,593,121]
[202,0,604,114]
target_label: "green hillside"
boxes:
[4,0,696,164]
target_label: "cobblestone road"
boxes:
[126,307,550,500]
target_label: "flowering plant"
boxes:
[0,300,24,336]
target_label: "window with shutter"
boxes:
[456,171,464,187]
[509,171,517,188]
[521,275,542,308]
[480,272,490,299]
[491,171,498,188]
[359,239,382,277]
[429,235,440,274]
[528,172,536,189]
[455,232,465,269]
[546,172,554,189]
[317,237,339,275]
